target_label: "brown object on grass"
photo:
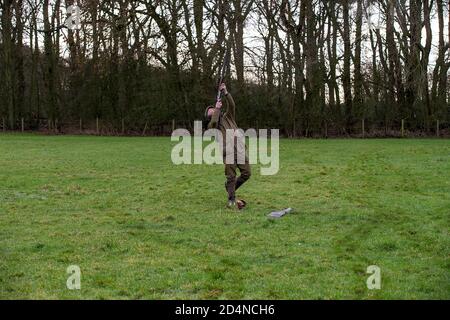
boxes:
[237,199,247,210]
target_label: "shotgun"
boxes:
[216,47,231,102]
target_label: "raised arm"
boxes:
[207,100,223,129]
[224,92,235,119]
[207,108,220,129]
[219,83,235,119]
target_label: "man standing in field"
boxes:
[205,83,251,210]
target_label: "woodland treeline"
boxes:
[0,0,449,136]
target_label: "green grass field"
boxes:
[0,134,449,299]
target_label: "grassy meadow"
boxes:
[0,134,449,299]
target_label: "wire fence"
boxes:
[1,117,449,138]
[0,117,190,137]
[315,118,450,138]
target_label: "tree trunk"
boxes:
[1,0,15,129]
[43,0,60,123]
[342,0,352,130]
[353,0,363,118]
[14,0,25,121]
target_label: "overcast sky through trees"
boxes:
[1,0,449,136]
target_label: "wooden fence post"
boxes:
[55,119,58,133]
[96,117,99,135]
[172,119,175,132]
[401,119,404,137]
[293,118,296,138]
[362,119,365,138]
[436,120,440,137]
[142,122,148,136]
[21,118,24,132]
